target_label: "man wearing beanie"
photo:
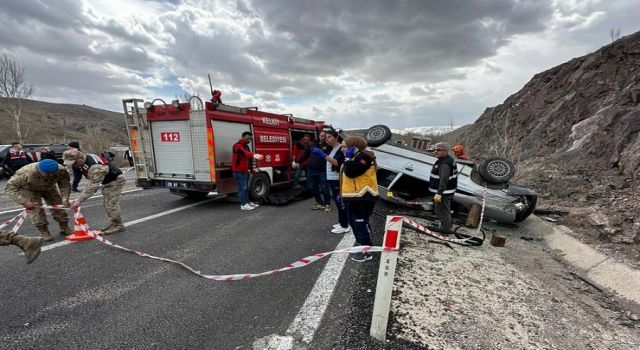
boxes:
[5,159,72,241]
[63,149,126,235]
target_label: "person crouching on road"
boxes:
[430,142,459,233]
[231,131,264,210]
[63,149,126,235]
[4,159,72,241]
[340,136,379,263]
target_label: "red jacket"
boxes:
[231,139,254,173]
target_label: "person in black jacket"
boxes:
[312,130,347,232]
[298,132,332,211]
[428,142,458,232]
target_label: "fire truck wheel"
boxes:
[249,172,271,202]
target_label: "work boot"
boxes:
[37,226,54,242]
[99,222,114,233]
[102,220,125,236]
[11,234,45,264]
[58,221,72,236]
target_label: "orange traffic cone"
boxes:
[66,210,95,242]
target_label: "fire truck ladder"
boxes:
[121,99,150,180]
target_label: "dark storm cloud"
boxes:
[245,0,554,83]
[160,7,341,96]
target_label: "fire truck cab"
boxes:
[121,95,329,201]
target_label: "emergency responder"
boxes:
[452,144,468,160]
[1,142,33,176]
[340,136,379,262]
[63,149,126,235]
[5,159,72,241]
[0,231,45,264]
[231,132,263,210]
[68,142,82,192]
[429,142,459,232]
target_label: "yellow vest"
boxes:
[340,162,379,198]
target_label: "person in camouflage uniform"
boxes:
[0,231,45,264]
[63,149,126,235]
[4,159,72,241]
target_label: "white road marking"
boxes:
[40,198,215,252]
[0,188,143,215]
[282,232,356,346]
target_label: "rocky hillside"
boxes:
[460,31,640,263]
[0,98,128,151]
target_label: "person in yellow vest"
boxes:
[340,136,379,262]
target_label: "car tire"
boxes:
[249,172,271,202]
[515,195,537,222]
[364,125,392,147]
[478,157,516,184]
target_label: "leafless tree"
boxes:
[82,126,111,154]
[0,54,34,143]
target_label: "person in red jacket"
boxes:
[232,131,264,210]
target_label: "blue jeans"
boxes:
[233,172,250,205]
[293,167,306,187]
[328,180,348,228]
[308,170,330,205]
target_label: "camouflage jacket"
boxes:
[76,162,110,203]
[5,163,71,205]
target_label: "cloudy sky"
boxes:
[1,0,638,129]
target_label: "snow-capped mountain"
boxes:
[391,126,460,136]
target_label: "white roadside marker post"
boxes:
[370,215,403,342]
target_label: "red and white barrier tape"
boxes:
[401,217,481,245]
[0,210,28,233]
[68,209,384,281]
[1,204,71,233]
[476,185,487,235]
[4,204,390,281]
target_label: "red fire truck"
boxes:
[121,93,330,201]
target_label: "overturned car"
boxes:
[362,125,537,223]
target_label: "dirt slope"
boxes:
[459,31,640,264]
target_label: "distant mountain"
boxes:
[0,98,128,152]
[393,126,460,136]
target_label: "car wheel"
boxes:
[514,195,537,222]
[249,172,271,202]
[364,125,392,147]
[478,157,516,184]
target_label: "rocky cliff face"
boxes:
[460,31,640,264]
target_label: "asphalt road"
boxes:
[0,185,356,349]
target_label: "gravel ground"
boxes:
[389,217,640,349]
[321,202,640,349]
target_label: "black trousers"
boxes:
[72,167,82,190]
[346,200,376,246]
[435,195,453,232]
